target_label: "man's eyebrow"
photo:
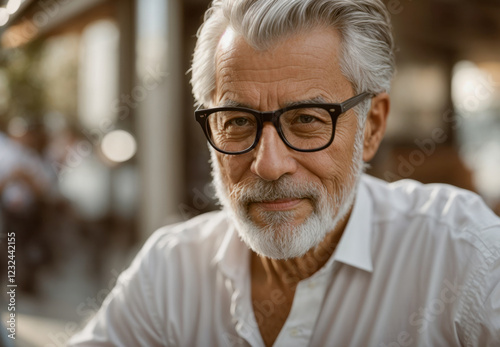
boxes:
[218,96,332,109]
[284,96,330,107]
[218,100,252,108]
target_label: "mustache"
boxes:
[229,175,323,205]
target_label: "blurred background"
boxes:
[0,0,499,345]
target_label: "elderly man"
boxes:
[70,0,500,346]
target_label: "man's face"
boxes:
[211,27,365,259]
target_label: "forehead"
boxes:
[213,27,353,108]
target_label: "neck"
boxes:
[251,204,353,289]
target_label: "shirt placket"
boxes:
[273,263,339,347]
[226,262,266,346]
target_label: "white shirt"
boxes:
[69,175,500,346]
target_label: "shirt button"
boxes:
[290,328,299,337]
[308,281,316,289]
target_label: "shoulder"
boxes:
[109,211,233,327]
[361,174,500,274]
[360,176,500,344]
[137,210,232,268]
[149,210,230,245]
[362,175,500,294]
[361,174,500,233]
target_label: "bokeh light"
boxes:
[6,0,22,14]
[452,61,493,113]
[101,130,137,163]
[0,8,10,26]
[7,117,28,137]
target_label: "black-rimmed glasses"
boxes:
[194,92,372,155]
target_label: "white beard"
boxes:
[210,124,366,260]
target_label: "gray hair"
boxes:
[191,0,395,125]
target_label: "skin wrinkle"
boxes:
[218,77,331,89]
[215,70,339,103]
[218,96,330,109]
[215,32,345,99]
[215,86,340,112]
[216,48,333,70]
[216,77,346,100]
[218,64,330,77]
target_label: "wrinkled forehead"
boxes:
[212,26,352,108]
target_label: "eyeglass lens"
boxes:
[206,107,334,153]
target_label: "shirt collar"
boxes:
[214,175,374,278]
[331,175,374,272]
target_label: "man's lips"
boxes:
[251,198,304,211]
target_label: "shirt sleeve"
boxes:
[68,233,167,347]
[463,226,500,346]
[477,254,500,346]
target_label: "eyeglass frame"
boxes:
[194,92,374,155]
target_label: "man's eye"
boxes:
[227,117,250,127]
[296,115,317,124]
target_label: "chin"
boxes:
[233,183,357,259]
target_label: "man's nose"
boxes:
[250,123,297,181]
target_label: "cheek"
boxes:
[218,154,252,186]
[308,125,357,190]
[330,128,356,168]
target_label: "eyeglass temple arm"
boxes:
[340,92,374,113]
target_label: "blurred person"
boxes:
[44,120,117,282]
[0,119,57,293]
[1,118,58,209]
[70,0,500,346]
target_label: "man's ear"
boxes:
[362,92,390,162]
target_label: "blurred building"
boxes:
[0,0,185,246]
[375,0,500,215]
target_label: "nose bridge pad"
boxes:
[252,112,296,180]
[259,111,282,146]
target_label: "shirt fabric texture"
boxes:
[69,175,500,346]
